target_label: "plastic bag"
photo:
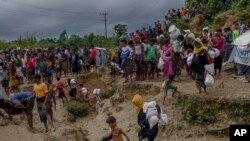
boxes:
[208,48,220,58]
[186,53,194,66]
[157,57,164,70]
[208,49,216,58]
[81,88,88,95]
[214,48,220,57]
[159,113,168,125]
[205,63,215,75]
[205,73,214,86]
[93,89,101,95]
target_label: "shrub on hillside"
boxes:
[67,101,90,122]
[101,86,117,99]
[173,18,188,31]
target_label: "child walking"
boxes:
[101,116,130,141]
[80,84,91,106]
[162,74,177,105]
[45,79,56,131]
[93,89,101,108]
[54,77,68,104]
[69,78,77,98]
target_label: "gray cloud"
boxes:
[0,0,184,40]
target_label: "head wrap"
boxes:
[132,94,144,115]
[193,38,208,56]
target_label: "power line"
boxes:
[100,12,108,38]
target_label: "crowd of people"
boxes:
[0,46,107,132]
[101,20,249,140]
[0,2,250,141]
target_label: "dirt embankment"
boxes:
[1,67,250,141]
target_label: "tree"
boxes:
[59,30,68,47]
[68,35,84,48]
[88,33,95,46]
[114,24,127,38]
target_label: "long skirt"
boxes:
[195,71,206,88]
[135,55,145,72]
[163,57,173,80]
[214,55,223,70]
[121,59,133,75]
[173,53,182,75]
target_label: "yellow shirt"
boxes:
[33,83,48,98]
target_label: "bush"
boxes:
[101,86,117,99]
[67,102,90,118]
[173,18,188,31]
[204,0,224,22]
[185,99,216,125]
[102,76,118,99]
[67,113,76,122]
[185,0,200,8]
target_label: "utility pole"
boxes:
[100,12,108,38]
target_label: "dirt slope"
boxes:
[0,66,249,141]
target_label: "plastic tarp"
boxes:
[233,30,250,46]
[223,31,250,67]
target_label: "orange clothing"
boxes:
[46,61,53,67]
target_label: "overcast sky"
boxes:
[0,0,184,40]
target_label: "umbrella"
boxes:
[233,30,250,46]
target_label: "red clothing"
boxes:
[89,48,97,59]
[143,31,148,39]
[55,80,64,89]
[25,60,34,70]
[212,36,225,55]
[31,57,37,65]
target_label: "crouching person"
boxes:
[8,92,35,129]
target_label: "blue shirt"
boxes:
[11,92,34,104]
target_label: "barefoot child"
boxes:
[54,77,68,104]
[162,74,177,105]
[101,116,130,141]
[93,89,101,107]
[45,79,56,131]
[80,84,91,106]
[69,79,77,98]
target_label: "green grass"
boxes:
[67,101,90,122]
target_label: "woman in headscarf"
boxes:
[161,39,174,80]
[132,94,161,141]
[190,38,209,94]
